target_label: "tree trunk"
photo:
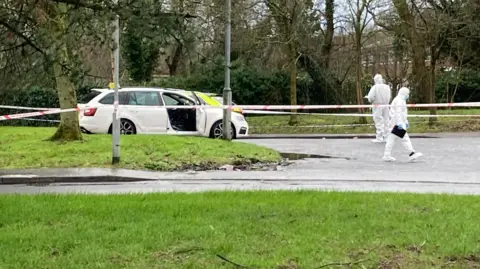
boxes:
[411,44,430,103]
[166,42,183,76]
[429,47,438,124]
[320,0,334,68]
[288,54,298,125]
[168,0,185,76]
[49,4,82,142]
[392,0,431,103]
[50,61,83,141]
[264,0,302,125]
[355,33,367,124]
[392,58,398,91]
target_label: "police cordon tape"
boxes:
[0,108,80,121]
[243,110,480,118]
[3,102,480,111]
[1,102,480,121]
[0,105,55,111]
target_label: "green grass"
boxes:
[1,192,480,268]
[0,127,280,170]
[248,109,480,134]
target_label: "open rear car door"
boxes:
[191,91,207,134]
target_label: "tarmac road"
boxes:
[1,133,479,195]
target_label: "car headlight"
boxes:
[235,114,245,122]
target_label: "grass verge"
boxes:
[0,127,280,170]
[0,191,479,268]
[248,108,480,134]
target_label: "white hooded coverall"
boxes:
[367,74,392,141]
[383,87,420,161]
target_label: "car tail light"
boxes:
[83,108,97,116]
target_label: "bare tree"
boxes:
[368,0,469,122]
[383,32,409,92]
[318,0,335,68]
[346,0,374,122]
[0,0,109,141]
[264,0,310,125]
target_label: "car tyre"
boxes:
[108,119,137,135]
[209,121,236,139]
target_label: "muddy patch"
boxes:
[177,158,292,172]
[338,245,480,269]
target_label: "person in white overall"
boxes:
[366,74,392,143]
[382,87,423,162]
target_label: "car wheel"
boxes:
[120,119,136,135]
[109,119,137,135]
[209,121,235,139]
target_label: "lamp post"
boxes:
[222,0,232,140]
[112,0,121,164]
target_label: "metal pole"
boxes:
[112,0,121,164]
[222,0,232,140]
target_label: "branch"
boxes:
[216,254,250,269]
[49,0,197,18]
[339,61,354,84]
[433,35,447,61]
[264,1,290,21]
[48,0,107,11]
[290,0,298,24]
[0,42,28,52]
[426,0,444,11]
[366,7,394,31]
[0,20,45,56]
[409,0,428,30]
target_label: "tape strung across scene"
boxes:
[0,105,55,111]
[2,102,480,111]
[0,108,80,121]
[243,110,480,117]
[0,102,480,121]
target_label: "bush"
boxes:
[436,68,480,103]
[150,57,341,107]
[150,57,291,105]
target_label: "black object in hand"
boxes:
[391,125,407,138]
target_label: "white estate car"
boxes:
[78,87,249,139]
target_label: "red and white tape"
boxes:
[222,102,480,110]
[1,101,480,121]
[0,108,80,121]
[2,101,480,112]
[0,105,56,111]
[244,110,480,118]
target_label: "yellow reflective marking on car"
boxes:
[195,92,221,106]
[194,91,243,113]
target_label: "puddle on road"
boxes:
[280,152,351,160]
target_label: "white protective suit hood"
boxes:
[398,87,410,100]
[367,74,391,104]
[373,74,384,85]
[389,87,410,128]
